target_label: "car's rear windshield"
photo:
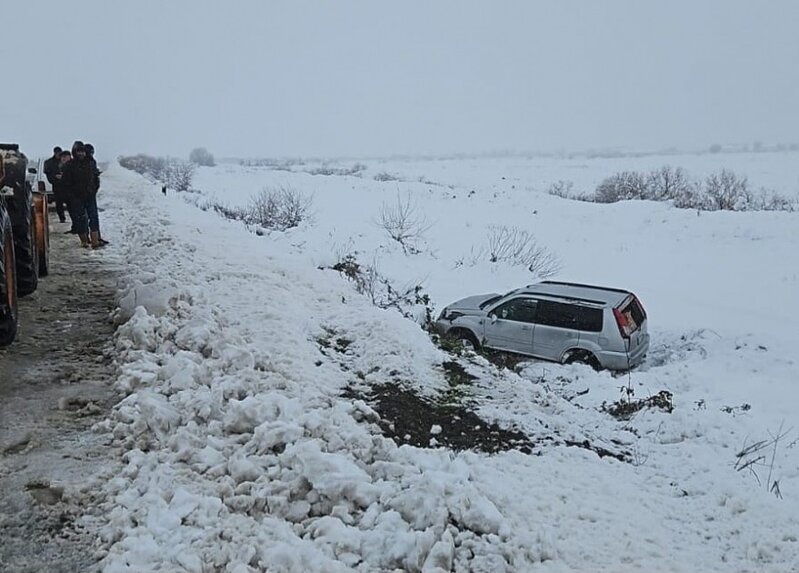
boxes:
[619,296,646,333]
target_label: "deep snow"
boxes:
[89,150,798,572]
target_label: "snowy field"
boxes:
[92,149,799,572]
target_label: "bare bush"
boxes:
[585,166,793,212]
[547,179,591,202]
[377,191,432,254]
[308,163,367,177]
[646,166,692,201]
[546,180,574,198]
[165,159,196,192]
[374,171,400,182]
[469,225,561,277]
[119,154,196,192]
[327,253,433,326]
[245,186,312,231]
[755,189,796,212]
[199,199,248,221]
[704,169,750,211]
[595,171,649,203]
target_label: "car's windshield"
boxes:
[479,289,516,310]
[479,296,501,310]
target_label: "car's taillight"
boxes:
[613,308,631,339]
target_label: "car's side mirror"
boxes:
[489,313,497,324]
[27,167,37,174]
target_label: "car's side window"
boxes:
[535,301,602,331]
[492,298,538,323]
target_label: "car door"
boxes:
[532,300,581,361]
[483,297,538,355]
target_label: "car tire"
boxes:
[33,192,49,277]
[564,350,601,370]
[449,329,480,352]
[0,215,18,346]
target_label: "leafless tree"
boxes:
[377,191,432,254]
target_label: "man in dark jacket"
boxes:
[43,146,67,222]
[61,141,101,248]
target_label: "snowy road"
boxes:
[0,222,120,572]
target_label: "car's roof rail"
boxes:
[534,280,630,295]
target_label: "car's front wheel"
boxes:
[448,329,480,352]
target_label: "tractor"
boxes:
[0,143,50,346]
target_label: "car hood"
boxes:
[448,293,499,312]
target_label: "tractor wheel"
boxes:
[0,217,18,346]
[14,201,38,296]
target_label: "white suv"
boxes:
[435,281,649,370]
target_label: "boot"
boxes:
[90,231,100,249]
[79,233,90,248]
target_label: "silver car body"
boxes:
[435,281,649,370]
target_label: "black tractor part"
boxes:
[0,200,18,346]
[0,144,38,296]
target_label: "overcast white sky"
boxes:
[3,1,798,160]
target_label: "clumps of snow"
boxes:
[96,208,554,572]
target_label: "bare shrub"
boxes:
[377,191,432,254]
[564,165,793,212]
[547,180,592,202]
[595,171,649,203]
[326,253,433,326]
[374,171,400,182]
[165,159,196,192]
[119,154,195,192]
[646,166,692,201]
[469,225,561,277]
[704,169,750,211]
[246,186,312,231]
[198,199,248,221]
[755,189,796,212]
[546,180,573,198]
[309,163,366,177]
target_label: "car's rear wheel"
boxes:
[564,350,601,370]
[0,219,19,346]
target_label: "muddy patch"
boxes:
[344,381,535,454]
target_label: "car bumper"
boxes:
[598,334,649,370]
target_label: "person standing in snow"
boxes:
[44,146,69,223]
[61,141,102,248]
[84,143,108,246]
[57,150,79,233]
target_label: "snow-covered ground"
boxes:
[92,150,799,572]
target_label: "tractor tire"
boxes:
[0,213,18,346]
[14,200,38,296]
[33,191,50,277]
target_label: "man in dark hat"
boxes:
[43,146,68,222]
[61,141,102,248]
